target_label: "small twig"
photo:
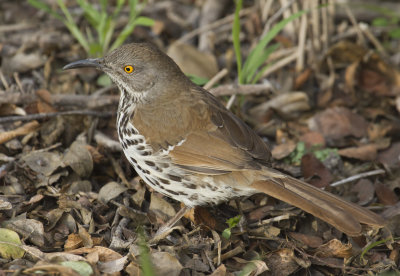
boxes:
[296,0,308,72]
[330,169,386,187]
[248,213,291,228]
[0,91,119,108]
[0,110,113,123]
[0,69,9,90]
[225,94,236,110]
[0,121,39,144]
[13,72,25,94]
[262,0,297,38]
[344,4,366,46]
[178,7,254,43]
[260,50,298,78]
[359,23,388,57]
[0,23,33,33]
[203,68,228,90]
[210,83,273,97]
[213,245,244,263]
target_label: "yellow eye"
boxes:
[124,65,134,74]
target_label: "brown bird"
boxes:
[64,43,384,236]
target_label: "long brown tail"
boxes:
[251,171,385,236]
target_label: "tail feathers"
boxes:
[252,174,385,236]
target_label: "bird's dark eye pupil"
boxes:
[124,65,133,73]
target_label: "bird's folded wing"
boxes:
[169,89,272,175]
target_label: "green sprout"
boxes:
[28,0,154,57]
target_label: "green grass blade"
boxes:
[103,20,115,54]
[76,0,100,26]
[244,43,279,83]
[232,0,243,84]
[135,16,155,26]
[113,0,126,17]
[27,0,63,20]
[242,10,306,83]
[64,21,90,53]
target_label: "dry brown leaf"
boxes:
[63,141,93,178]
[151,252,183,276]
[65,233,83,251]
[149,193,176,224]
[375,182,399,206]
[193,206,217,229]
[6,219,44,247]
[98,182,127,204]
[299,131,325,149]
[247,205,274,222]
[289,232,323,248]
[69,246,123,262]
[315,239,353,259]
[78,224,93,248]
[301,153,333,188]
[98,255,127,274]
[271,140,296,160]
[21,151,63,176]
[351,179,375,206]
[264,248,301,276]
[338,144,377,161]
[24,264,81,276]
[209,264,231,276]
[294,68,312,90]
[378,142,400,170]
[167,41,218,79]
[308,107,368,144]
[325,41,367,65]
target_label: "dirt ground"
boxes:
[0,0,400,275]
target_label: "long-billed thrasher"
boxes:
[64,43,384,236]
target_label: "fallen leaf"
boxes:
[271,140,297,160]
[21,151,63,176]
[308,107,368,145]
[289,232,323,248]
[375,182,399,206]
[249,92,310,120]
[301,153,333,188]
[299,131,325,149]
[167,41,218,79]
[152,252,183,276]
[351,179,375,206]
[60,261,93,276]
[149,193,176,223]
[65,233,83,251]
[98,181,127,204]
[209,264,230,276]
[378,142,400,170]
[264,248,301,276]
[338,144,377,161]
[0,228,24,260]
[193,206,217,230]
[63,141,93,178]
[315,239,353,258]
[3,51,46,73]
[98,256,128,274]
[6,219,44,247]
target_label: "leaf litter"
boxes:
[0,0,400,275]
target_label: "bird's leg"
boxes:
[150,205,191,242]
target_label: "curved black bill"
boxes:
[63,58,103,70]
